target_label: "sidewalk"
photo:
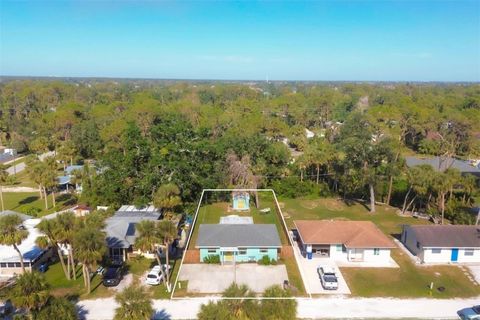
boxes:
[76,296,480,319]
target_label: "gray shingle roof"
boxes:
[406,225,480,248]
[104,207,162,248]
[196,224,282,248]
[405,156,480,175]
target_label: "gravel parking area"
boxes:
[178,264,288,293]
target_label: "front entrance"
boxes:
[349,249,364,262]
[220,247,238,265]
[451,248,459,262]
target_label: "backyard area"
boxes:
[280,196,480,298]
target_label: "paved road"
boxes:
[6,162,26,175]
[77,296,480,319]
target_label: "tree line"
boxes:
[0,80,479,223]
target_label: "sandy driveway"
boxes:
[76,296,480,319]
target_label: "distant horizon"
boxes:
[1,74,479,84]
[1,1,479,82]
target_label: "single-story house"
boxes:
[104,205,163,261]
[293,220,396,263]
[71,204,92,217]
[0,212,52,277]
[401,225,480,263]
[196,224,282,264]
[405,156,480,178]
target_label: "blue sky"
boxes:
[1,1,479,81]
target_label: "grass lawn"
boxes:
[44,261,111,299]
[341,250,480,298]
[279,197,431,237]
[2,192,76,217]
[280,196,480,298]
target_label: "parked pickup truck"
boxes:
[317,265,339,290]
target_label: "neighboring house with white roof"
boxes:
[104,205,163,261]
[401,225,480,264]
[0,211,52,277]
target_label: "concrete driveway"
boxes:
[292,241,350,295]
[178,264,288,293]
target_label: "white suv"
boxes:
[145,265,170,286]
[317,265,339,290]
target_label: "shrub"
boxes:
[271,177,331,198]
[20,206,41,217]
[203,255,220,264]
[258,255,276,265]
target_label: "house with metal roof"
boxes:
[0,213,53,277]
[196,224,282,264]
[405,156,480,177]
[104,205,162,261]
[293,220,396,263]
[401,225,480,264]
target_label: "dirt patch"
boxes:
[300,198,345,211]
[277,202,285,209]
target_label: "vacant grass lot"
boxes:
[2,192,76,217]
[280,196,480,298]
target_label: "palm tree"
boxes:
[433,171,450,224]
[0,164,8,211]
[36,213,76,280]
[304,139,335,184]
[10,271,50,319]
[135,220,163,266]
[35,218,69,279]
[42,157,58,208]
[73,227,106,294]
[261,285,297,320]
[114,284,153,320]
[56,212,77,280]
[153,183,182,219]
[26,160,47,205]
[57,140,76,170]
[34,297,77,320]
[0,214,29,272]
[158,220,177,292]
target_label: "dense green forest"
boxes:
[1,80,479,223]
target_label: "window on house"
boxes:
[431,248,442,254]
[0,263,6,268]
[7,263,15,268]
[239,248,247,255]
[465,249,474,256]
[336,245,343,252]
[207,249,217,254]
[373,248,380,255]
[259,248,268,254]
[416,241,420,249]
